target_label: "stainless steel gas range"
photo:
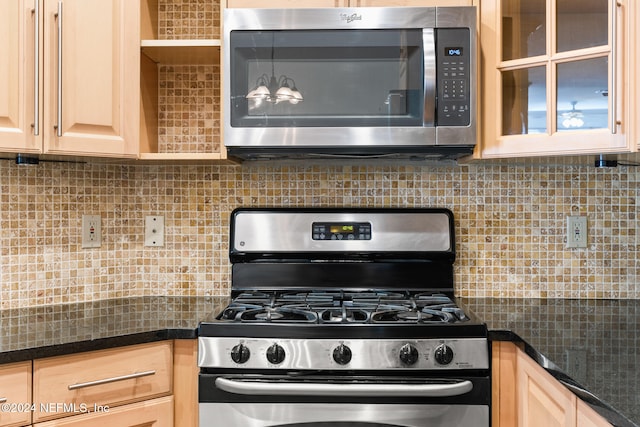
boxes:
[198,208,490,427]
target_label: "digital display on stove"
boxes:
[330,225,354,234]
[312,222,371,241]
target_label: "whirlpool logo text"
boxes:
[340,13,362,23]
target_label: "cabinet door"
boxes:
[0,361,32,427]
[43,0,139,157]
[633,1,640,150]
[33,396,173,427]
[173,340,198,427]
[226,0,348,7]
[479,0,632,158]
[0,0,40,154]
[576,400,612,427]
[517,346,576,427]
[492,341,518,427]
[493,342,614,427]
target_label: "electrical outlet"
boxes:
[566,216,587,248]
[145,216,165,247]
[81,215,101,248]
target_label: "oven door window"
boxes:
[230,29,424,128]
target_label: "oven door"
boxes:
[199,373,490,427]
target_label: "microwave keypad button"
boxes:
[436,27,472,126]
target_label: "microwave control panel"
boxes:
[436,28,471,127]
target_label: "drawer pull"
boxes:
[68,370,156,390]
[0,397,7,403]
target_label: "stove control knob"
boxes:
[266,343,286,364]
[230,343,250,364]
[434,344,454,365]
[332,344,352,365]
[399,343,419,366]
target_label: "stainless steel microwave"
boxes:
[223,6,477,160]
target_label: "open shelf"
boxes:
[141,39,221,65]
[138,0,225,161]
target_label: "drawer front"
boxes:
[0,361,32,427]
[32,396,173,427]
[33,341,172,423]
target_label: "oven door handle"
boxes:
[215,377,473,397]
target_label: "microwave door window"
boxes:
[230,30,424,128]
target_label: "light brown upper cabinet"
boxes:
[478,0,637,158]
[0,0,140,158]
[0,1,37,154]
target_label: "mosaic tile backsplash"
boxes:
[0,0,638,308]
[0,160,639,308]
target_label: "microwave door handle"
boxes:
[215,377,473,397]
[422,28,436,127]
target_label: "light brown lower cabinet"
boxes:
[172,340,198,427]
[33,396,173,427]
[33,341,173,423]
[492,341,612,427]
[0,361,32,427]
[576,400,616,427]
[0,339,197,427]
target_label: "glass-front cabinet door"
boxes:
[478,0,635,158]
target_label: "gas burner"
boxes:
[370,302,468,324]
[319,307,370,323]
[371,308,445,324]
[220,303,264,321]
[237,306,318,323]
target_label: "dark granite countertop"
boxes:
[460,298,639,427]
[1,296,637,426]
[0,296,230,363]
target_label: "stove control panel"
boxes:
[231,210,453,253]
[312,222,372,241]
[199,337,489,371]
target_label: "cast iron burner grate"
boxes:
[218,291,469,325]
